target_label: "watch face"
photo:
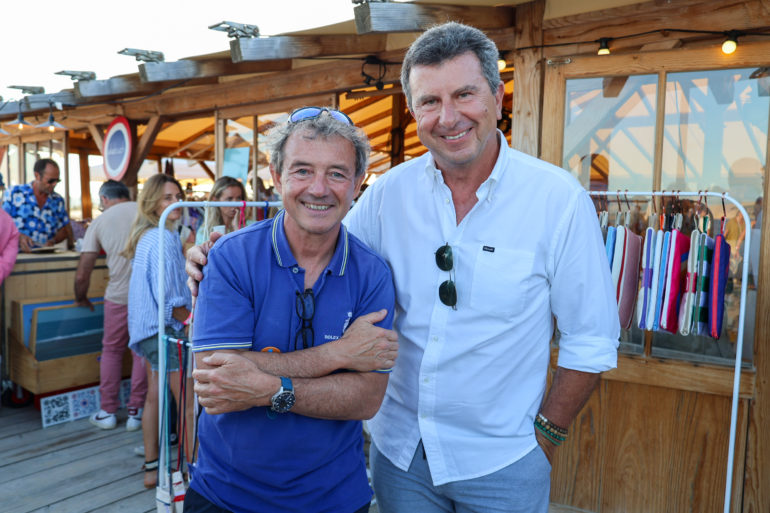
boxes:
[271,391,296,413]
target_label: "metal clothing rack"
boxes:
[589,190,751,513]
[155,200,281,508]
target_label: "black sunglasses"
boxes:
[295,289,315,350]
[435,243,457,309]
[288,106,354,126]
[46,178,61,185]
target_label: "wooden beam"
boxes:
[75,75,216,100]
[231,34,388,62]
[87,123,104,154]
[542,0,770,57]
[215,111,225,178]
[166,124,214,157]
[512,0,545,157]
[216,93,336,120]
[192,157,215,180]
[78,150,92,219]
[126,116,163,184]
[354,2,514,33]
[139,58,291,82]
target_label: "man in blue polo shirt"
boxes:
[187,108,398,513]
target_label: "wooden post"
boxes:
[215,110,225,179]
[78,150,92,219]
[512,0,545,157]
[390,94,406,168]
[63,131,70,214]
[742,110,770,513]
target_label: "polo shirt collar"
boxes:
[422,130,508,203]
[270,209,351,277]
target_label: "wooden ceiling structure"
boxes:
[0,1,523,191]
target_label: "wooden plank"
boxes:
[390,94,405,167]
[75,76,162,99]
[603,353,756,398]
[139,58,290,82]
[543,0,769,48]
[215,111,225,178]
[558,40,770,79]
[512,0,545,157]
[231,34,387,62]
[216,93,336,120]
[354,2,515,33]
[28,473,150,513]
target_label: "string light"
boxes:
[597,38,611,55]
[722,31,739,55]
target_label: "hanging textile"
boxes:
[636,226,656,330]
[610,224,642,330]
[677,229,700,335]
[605,225,617,268]
[645,229,665,330]
[660,229,690,334]
[695,233,715,336]
[652,230,671,331]
[709,232,731,339]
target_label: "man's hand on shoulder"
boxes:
[185,231,222,297]
[327,309,398,372]
[193,351,279,415]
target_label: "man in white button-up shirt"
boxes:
[187,21,619,513]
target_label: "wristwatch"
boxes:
[270,377,295,413]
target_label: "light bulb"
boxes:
[722,38,737,55]
[497,58,506,72]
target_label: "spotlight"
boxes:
[36,101,67,133]
[597,38,611,56]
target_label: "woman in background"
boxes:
[195,176,246,244]
[124,174,194,489]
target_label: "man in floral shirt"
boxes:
[3,158,72,253]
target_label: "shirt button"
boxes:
[423,377,430,384]
[445,198,450,204]
[432,336,438,342]
[292,267,299,274]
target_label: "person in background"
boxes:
[2,158,73,253]
[187,22,619,513]
[75,180,147,432]
[0,208,19,283]
[123,174,194,489]
[195,176,246,244]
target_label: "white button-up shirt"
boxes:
[344,133,619,485]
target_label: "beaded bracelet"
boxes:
[534,413,568,446]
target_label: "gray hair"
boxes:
[99,179,130,200]
[401,22,501,111]
[267,109,370,177]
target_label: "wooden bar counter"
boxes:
[1,251,130,395]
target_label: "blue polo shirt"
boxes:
[191,210,395,513]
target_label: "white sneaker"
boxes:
[126,407,143,432]
[133,445,145,457]
[89,409,117,430]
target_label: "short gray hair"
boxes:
[267,109,370,177]
[401,22,501,111]
[99,179,130,200]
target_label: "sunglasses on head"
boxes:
[288,106,354,126]
[435,243,457,309]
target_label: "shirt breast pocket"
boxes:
[469,247,535,318]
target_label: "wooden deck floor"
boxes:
[0,403,580,513]
[0,404,154,513]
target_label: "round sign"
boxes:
[103,116,133,181]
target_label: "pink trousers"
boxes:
[100,300,148,412]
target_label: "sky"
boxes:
[0,0,363,103]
